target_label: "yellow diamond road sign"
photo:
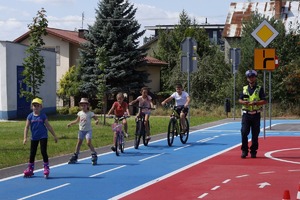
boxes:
[251,20,279,48]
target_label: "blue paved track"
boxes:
[0,120,299,200]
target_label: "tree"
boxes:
[21,8,48,100]
[57,65,80,105]
[155,10,231,105]
[78,0,148,101]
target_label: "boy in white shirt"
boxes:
[161,84,191,133]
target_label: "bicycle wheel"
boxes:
[120,132,125,153]
[143,121,149,146]
[134,119,142,149]
[115,133,120,156]
[167,119,176,146]
[180,118,189,144]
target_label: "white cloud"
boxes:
[20,0,75,5]
[47,15,94,31]
[0,18,27,41]
[134,4,180,26]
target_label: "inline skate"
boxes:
[23,163,34,178]
[91,152,98,165]
[43,162,50,179]
[68,153,78,164]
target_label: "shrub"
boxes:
[93,108,102,114]
[69,106,80,114]
[57,107,69,115]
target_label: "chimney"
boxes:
[275,0,283,19]
[78,29,89,39]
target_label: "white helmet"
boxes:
[245,69,257,77]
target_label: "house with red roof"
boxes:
[14,27,167,106]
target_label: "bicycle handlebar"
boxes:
[106,115,130,121]
[129,104,155,110]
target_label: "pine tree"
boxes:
[21,8,48,100]
[78,0,148,99]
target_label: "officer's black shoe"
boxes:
[241,151,248,158]
[250,151,257,158]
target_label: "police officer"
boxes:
[238,69,267,158]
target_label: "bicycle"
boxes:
[107,115,129,156]
[165,104,189,146]
[131,105,155,149]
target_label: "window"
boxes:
[56,46,60,66]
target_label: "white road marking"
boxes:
[89,165,126,177]
[288,169,300,172]
[222,179,231,183]
[174,145,191,151]
[211,186,220,190]
[257,182,271,188]
[17,183,70,200]
[139,153,165,162]
[197,137,214,143]
[265,148,300,164]
[198,193,209,198]
[236,174,249,178]
[259,171,275,174]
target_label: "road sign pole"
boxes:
[269,71,272,130]
[263,70,266,139]
[233,70,236,120]
[187,38,191,121]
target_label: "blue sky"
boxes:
[0,0,267,43]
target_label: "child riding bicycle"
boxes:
[129,87,154,140]
[161,83,191,134]
[107,92,130,151]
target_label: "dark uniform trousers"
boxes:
[241,112,261,153]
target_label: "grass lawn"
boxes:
[0,114,224,169]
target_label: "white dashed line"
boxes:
[174,145,191,151]
[198,193,209,198]
[236,174,249,178]
[222,179,231,183]
[139,153,165,162]
[211,186,220,190]
[288,169,300,172]
[259,171,275,174]
[17,183,70,200]
[89,165,126,177]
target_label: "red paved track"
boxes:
[122,137,300,200]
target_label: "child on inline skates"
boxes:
[129,87,154,141]
[67,98,99,165]
[23,98,58,178]
[107,92,130,152]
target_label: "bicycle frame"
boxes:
[131,105,154,149]
[109,115,127,156]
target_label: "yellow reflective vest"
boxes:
[242,85,262,111]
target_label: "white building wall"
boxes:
[0,42,7,112]
[0,41,56,120]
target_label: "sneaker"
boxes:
[111,146,116,152]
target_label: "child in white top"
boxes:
[161,83,191,133]
[67,98,99,163]
[129,87,154,140]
